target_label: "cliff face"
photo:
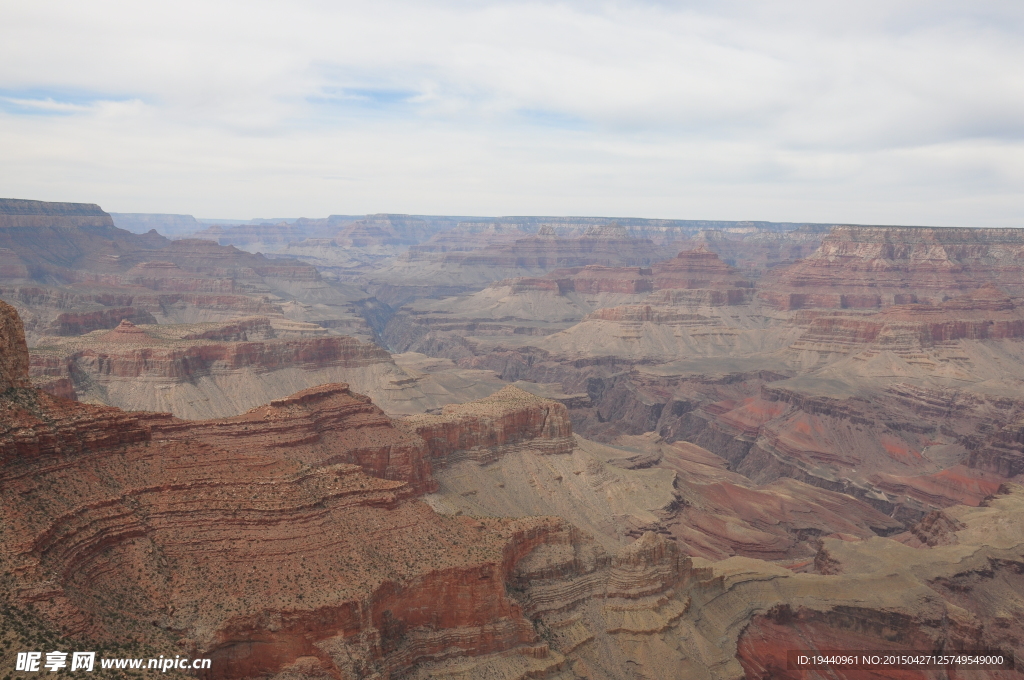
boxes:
[35,327,392,381]
[762,226,1024,309]
[404,385,575,464]
[791,285,1024,353]
[27,319,435,419]
[436,232,664,270]
[0,300,29,390]
[0,199,113,228]
[651,246,754,291]
[0,304,580,679]
[4,296,1024,679]
[0,199,384,347]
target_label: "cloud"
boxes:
[0,0,1022,225]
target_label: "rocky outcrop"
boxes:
[0,299,29,390]
[36,331,392,380]
[0,199,387,347]
[369,226,671,305]
[791,285,1024,354]
[0,198,113,228]
[44,307,159,335]
[969,418,1024,478]
[5,285,1024,679]
[762,226,1024,310]
[404,385,575,464]
[651,246,754,291]
[1,303,581,679]
[502,265,655,295]
[28,320,403,417]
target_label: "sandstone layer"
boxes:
[0,199,387,346]
[5,268,1024,679]
[761,226,1024,310]
[0,302,574,679]
[29,318,508,418]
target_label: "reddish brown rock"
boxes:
[0,299,29,390]
[550,265,655,294]
[499,265,657,295]
[0,303,579,678]
[45,307,158,335]
[0,199,382,346]
[651,246,754,291]
[792,285,1024,353]
[583,305,712,324]
[761,226,1024,310]
[404,385,575,464]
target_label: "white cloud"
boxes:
[1,0,1022,225]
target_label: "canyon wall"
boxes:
[404,385,575,464]
[762,226,1024,310]
[0,300,29,390]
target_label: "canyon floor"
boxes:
[2,200,1023,679]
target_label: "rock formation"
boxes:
[0,303,574,678]
[651,246,753,291]
[369,226,670,307]
[404,385,575,464]
[790,284,1024,355]
[0,299,29,390]
[762,226,1024,310]
[0,199,385,346]
[28,318,507,419]
[4,260,1024,679]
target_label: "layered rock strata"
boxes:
[27,319,503,419]
[791,284,1024,354]
[4,296,1024,679]
[404,385,575,465]
[762,226,1024,310]
[0,302,575,679]
[0,199,384,345]
[650,246,754,292]
[382,249,762,364]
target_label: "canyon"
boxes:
[4,199,1024,679]
[4,298,1024,679]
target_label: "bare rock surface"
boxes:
[0,199,385,346]
[761,226,1024,310]
[0,299,29,390]
[28,319,508,418]
[7,209,1024,678]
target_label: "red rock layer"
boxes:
[45,307,158,335]
[651,246,754,290]
[737,604,987,680]
[791,285,1024,352]
[1,303,584,678]
[762,226,1024,310]
[404,385,575,464]
[0,300,29,390]
[584,305,713,324]
[177,383,436,493]
[969,418,1024,478]
[29,335,392,389]
[557,265,654,294]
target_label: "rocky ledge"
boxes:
[761,226,1024,310]
[403,385,575,464]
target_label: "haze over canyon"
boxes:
[1,198,1023,680]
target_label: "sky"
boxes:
[1,1,1023,226]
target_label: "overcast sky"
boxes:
[1,1,1022,225]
